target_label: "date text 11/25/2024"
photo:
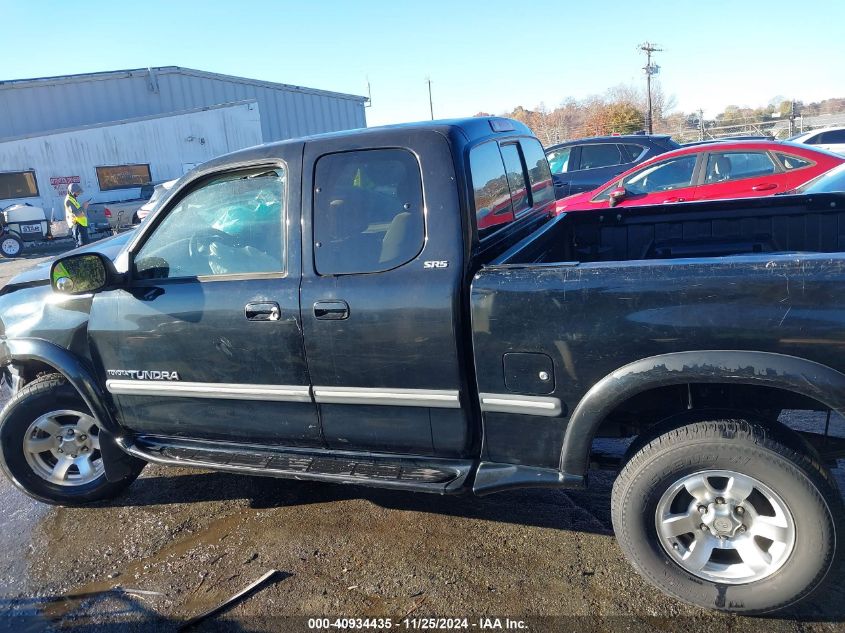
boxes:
[307,617,528,630]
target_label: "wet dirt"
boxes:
[2,463,844,632]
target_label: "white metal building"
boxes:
[0,66,368,143]
[0,66,367,214]
[0,101,263,218]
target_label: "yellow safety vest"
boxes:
[67,195,88,227]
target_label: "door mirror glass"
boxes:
[608,187,627,207]
[51,253,110,294]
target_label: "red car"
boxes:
[555,141,845,213]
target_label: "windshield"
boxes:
[796,164,845,193]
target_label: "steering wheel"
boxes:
[188,228,238,258]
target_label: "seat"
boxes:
[379,212,416,265]
[707,156,732,183]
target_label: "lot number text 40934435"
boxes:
[307,617,528,630]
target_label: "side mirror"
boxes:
[50,253,119,295]
[608,187,627,208]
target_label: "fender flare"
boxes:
[559,350,845,477]
[0,336,122,437]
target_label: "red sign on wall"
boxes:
[49,176,80,194]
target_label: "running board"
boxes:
[125,437,473,494]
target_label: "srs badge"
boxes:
[106,369,181,381]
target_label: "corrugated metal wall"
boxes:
[0,101,263,217]
[0,67,367,142]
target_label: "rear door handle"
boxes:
[245,302,280,321]
[752,183,777,191]
[314,300,349,320]
[663,197,685,203]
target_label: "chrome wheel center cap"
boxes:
[57,431,89,456]
[704,504,743,537]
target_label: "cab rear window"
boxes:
[470,138,554,240]
[520,138,554,209]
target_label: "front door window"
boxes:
[135,168,285,279]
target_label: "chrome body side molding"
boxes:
[105,380,312,402]
[313,387,461,409]
[479,393,562,417]
[106,380,462,409]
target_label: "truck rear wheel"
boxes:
[611,419,842,614]
[0,374,144,505]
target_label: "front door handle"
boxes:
[245,302,280,321]
[314,300,349,320]
[752,183,777,191]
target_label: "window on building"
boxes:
[96,164,152,191]
[134,168,285,280]
[313,149,424,275]
[0,171,39,200]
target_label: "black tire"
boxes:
[0,234,23,258]
[612,419,843,614]
[0,374,144,506]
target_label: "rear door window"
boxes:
[704,151,777,183]
[578,144,624,170]
[313,149,424,275]
[619,144,647,163]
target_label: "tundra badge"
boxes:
[107,369,181,381]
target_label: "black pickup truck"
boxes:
[1,118,845,614]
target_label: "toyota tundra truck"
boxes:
[1,117,845,614]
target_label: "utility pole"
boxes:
[789,99,797,136]
[698,108,705,141]
[639,42,663,134]
[426,76,434,120]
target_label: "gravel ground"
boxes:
[0,250,844,632]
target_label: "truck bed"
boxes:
[494,192,845,266]
[471,193,845,468]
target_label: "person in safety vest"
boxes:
[65,183,90,247]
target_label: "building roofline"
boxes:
[0,66,369,103]
[0,100,260,144]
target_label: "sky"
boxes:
[3,0,844,127]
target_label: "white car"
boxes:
[134,179,178,223]
[788,126,845,155]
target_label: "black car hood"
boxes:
[4,229,135,288]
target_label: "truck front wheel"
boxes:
[0,374,144,505]
[612,419,842,614]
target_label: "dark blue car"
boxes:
[545,134,680,198]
